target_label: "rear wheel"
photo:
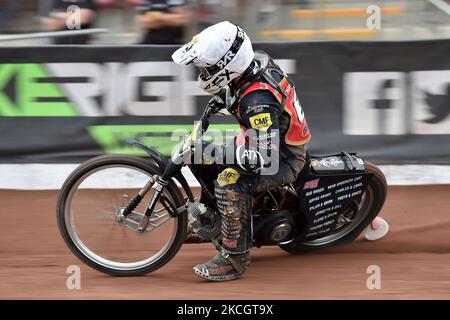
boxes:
[280,161,387,254]
[57,155,188,276]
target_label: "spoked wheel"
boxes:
[280,161,387,254]
[57,155,188,276]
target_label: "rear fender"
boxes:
[310,152,365,175]
[295,152,373,242]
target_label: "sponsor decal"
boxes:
[303,175,367,240]
[303,178,320,190]
[241,149,258,161]
[293,91,305,122]
[249,113,272,131]
[318,158,344,168]
[257,131,276,140]
[256,141,276,150]
[216,51,236,70]
[222,238,237,249]
[236,145,265,172]
[245,104,267,114]
[217,168,240,187]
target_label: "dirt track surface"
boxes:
[1,185,449,300]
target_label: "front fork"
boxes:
[138,177,168,232]
[121,161,184,233]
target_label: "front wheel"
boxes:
[57,155,188,276]
[280,161,387,254]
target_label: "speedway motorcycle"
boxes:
[57,103,387,276]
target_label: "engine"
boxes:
[186,200,221,241]
[252,187,305,247]
[253,211,296,246]
[186,187,305,247]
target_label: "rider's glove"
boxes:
[191,140,224,165]
[207,94,226,114]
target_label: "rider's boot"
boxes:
[185,200,222,243]
[193,188,252,281]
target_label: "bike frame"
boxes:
[120,105,215,231]
[120,103,376,244]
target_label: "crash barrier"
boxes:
[0,29,109,42]
[259,29,378,40]
[0,40,449,164]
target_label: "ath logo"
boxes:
[236,145,266,173]
[216,51,236,70]
[344,71,450,135]
[241,149,258,160]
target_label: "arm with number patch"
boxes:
[232,102,280,175]
[199,91,281,175]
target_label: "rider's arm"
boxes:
[234,90,280,175]
[198,90,280,175]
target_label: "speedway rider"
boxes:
[172,21,311,281]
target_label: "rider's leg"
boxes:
[251,161,301,194]
[193,168,253,281]
[185,164,221,243]
[189,163,221,209]
[192,147,307,281]
[249,143,307,194]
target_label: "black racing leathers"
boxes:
[189,52,309,281]
[191,89,307,257]
[200,89,307,181]
[232,91,281,176]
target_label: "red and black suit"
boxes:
[194,51,311,255]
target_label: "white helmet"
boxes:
[172,21,254,95]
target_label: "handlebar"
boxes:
[165,100,222,177]
[201,106,212,133]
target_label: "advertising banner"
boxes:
[0,40,449,163]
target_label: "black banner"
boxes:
[0,40,449,164]
[0,300,445,318]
